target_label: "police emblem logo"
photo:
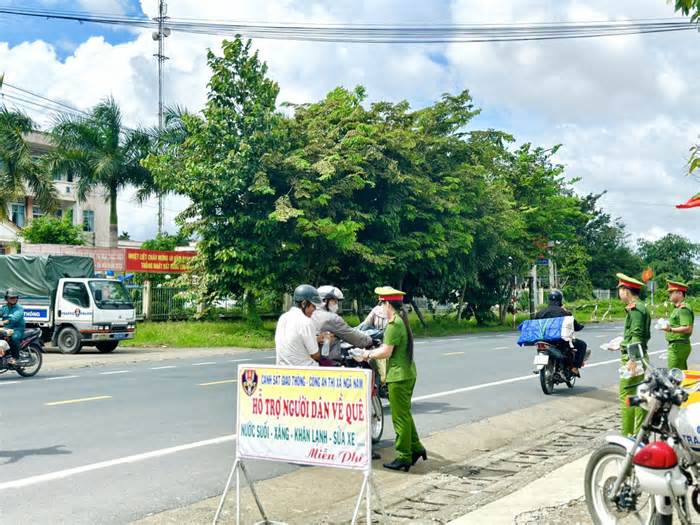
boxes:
[241,369,259,396]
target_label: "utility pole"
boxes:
[152,0,170,235]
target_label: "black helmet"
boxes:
[548,289,563,305]
[293,284,323,307]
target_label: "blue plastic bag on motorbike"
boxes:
[517,317,567,346]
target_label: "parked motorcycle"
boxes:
[584,365,700,525]
[337,328,385,444]
[532,341,578,394]
[0,328,43,377]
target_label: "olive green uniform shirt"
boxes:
[383,316,416,383]
[666,303,694,344]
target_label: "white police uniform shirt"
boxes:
[275,306,319,367]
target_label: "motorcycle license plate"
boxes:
[533,354,549,366]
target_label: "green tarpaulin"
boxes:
[0,255,94,300]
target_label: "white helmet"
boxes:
[317,285,344,302]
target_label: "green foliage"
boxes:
[0,107,57,216]
[638,234,700,283]
[47,98,152,247]
[673,0,700,20]
[21,215,84,245]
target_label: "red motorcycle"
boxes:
[0,328,43,377]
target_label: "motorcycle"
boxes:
[0,328,43,377]
[337,328,385,444]
[584,364,700,525]
[532,341,578,394]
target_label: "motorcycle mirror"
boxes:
[668,368,685,385]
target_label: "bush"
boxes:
[21,216,84,245]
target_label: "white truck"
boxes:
[0,255,136,354]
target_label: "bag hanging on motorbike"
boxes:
[517,316,573,346]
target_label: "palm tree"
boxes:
[47,98,151,247]
[0,106,57,219]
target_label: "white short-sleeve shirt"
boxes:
[275,307,319,367]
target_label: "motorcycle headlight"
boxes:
[668,368,685,385]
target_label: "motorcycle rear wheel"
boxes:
[16,345,42,377]
[540,362,555,395]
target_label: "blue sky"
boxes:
[0,1,146,58]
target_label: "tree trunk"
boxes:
[411,299,428,328]
[457,282,467,321]
[245,290,261,324]
[109,186,118,248]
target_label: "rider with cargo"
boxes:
[0,288,24,365]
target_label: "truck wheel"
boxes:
[57,327,81,354]
[96,341,119,353]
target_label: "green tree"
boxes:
[576,193,642,290]
[0,106,57,216]
[144,38,289,319]
[47,98,152,248]
[21,215,84,245]
[672,0,700,20]
[637,233,699,282]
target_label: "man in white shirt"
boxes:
[276,284,324,367]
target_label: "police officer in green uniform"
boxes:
[663,280,694,370]
[361,286,426,472]
[616,273,652,437]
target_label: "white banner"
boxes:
[236,364,372,471]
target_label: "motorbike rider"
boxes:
[0,288,24,365]
[534,289,587,377]
[313,286,380,461]
[312,285,372,362]
[275,285,324,367]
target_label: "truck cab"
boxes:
[26,278,136,353]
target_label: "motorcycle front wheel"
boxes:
[371,395,384,444]
[584,443,666,525]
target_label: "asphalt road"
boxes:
[0,320,696,524]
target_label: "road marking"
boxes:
[413,350,664,402]
[493,346,509,350]
[192,362,217,366]
[44,375,79,381]
[693,343,700,347]
[443,352,464,357]
[99,371,129,375]
[595,335,607,339]
[229,358,252,363]
[150,365,177,370]
[199,379,237,386]
[0,434,236,491]
[0,381,21,386]
[46,396,112,406]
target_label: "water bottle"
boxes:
[321,333,331,357]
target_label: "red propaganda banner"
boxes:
[676,192,700,209]
[21,244,125,272]
[124,249,196,274]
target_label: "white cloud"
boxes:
[1,0,698,243]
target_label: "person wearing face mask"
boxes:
[312,285,372,362]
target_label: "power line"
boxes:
[0,6,695,44]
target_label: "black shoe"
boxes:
[411,449,427,465]
[383,459,411,472]
[372,451,381,460]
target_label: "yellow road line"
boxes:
[443,351,465,357]
[199,379,237,387]
[46,395,112,406]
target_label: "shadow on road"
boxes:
[0,445,71,465]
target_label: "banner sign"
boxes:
[124,249,195,274]
[21,244,125,272]
[236,365,372,471]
